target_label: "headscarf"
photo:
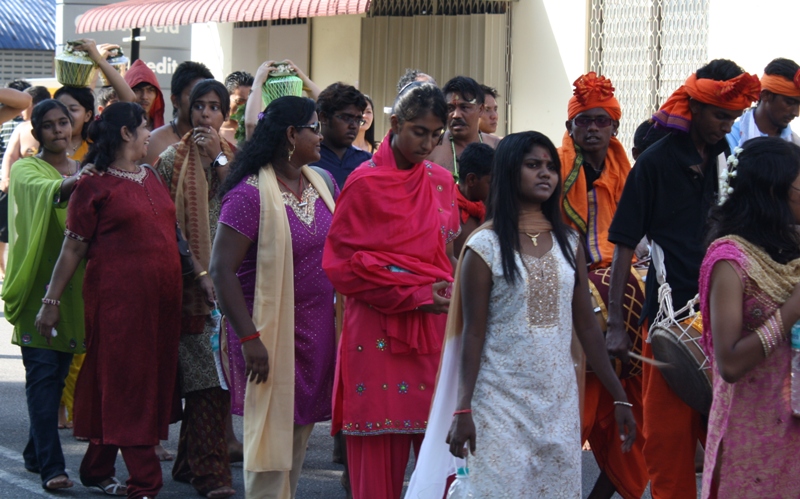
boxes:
[653,72,761,132]
[124,60,165,129]
[567,72,622,120]
[760,69,800,97]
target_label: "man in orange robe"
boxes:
[558,72,648,499]
[607,60,760,498]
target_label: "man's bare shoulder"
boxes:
[144,125,178,164]
[482,133,502,148]
[428,142,454,172]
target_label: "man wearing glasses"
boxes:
[428,76,500,181]
[313,83,371,188]
[558,73,649,499]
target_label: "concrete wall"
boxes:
[310,15,364,90]
[509,0,587,141]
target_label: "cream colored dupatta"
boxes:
[243,165,335,475]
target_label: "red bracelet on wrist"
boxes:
[453,409,472,416]
[239,332,261,343]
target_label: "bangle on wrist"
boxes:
[194,270,208,281]
[42,297,60,306]
[453,409,472,416]
[613,401,633,408]
[239,332,260,343]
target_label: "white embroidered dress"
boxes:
[464,229,581,498]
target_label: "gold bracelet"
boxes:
[194,270,208,281]
[774,308,785,342]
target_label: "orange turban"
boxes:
[760,70,800,97]
[652,72,760,132]
[568,72,622,120]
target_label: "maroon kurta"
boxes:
[67,166,182,447]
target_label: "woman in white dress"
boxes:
[407,131,636,498]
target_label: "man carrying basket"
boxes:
[606,59,760,499]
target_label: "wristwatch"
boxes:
[212,152,229,168]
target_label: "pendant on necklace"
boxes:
[526,232,541,247]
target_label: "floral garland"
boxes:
[718,146,742,205]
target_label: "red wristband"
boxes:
[239,332,261,343]
[453,409,472,416]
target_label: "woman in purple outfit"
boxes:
[209,95,337,498]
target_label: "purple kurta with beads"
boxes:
[218,172,338,424]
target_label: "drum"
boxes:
[585,266,647,379]
[649,314,712,415]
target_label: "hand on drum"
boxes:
[615,404,637,453]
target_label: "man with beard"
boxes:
[727,57,800,149]
[143,61,213,166]
[311,82,371,189]
[427,76,500,180]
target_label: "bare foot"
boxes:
[155,443,174,461]
[57,404,71,429]
[45,474,73,490]
[227,441,243,463]
[206,486,236,498]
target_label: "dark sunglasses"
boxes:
[572,116,615,128]
[295,122,321,134]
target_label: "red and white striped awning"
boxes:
[76,0,371,33]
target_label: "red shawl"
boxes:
[456,187,486,224]
[124,60,165,129]
[323,133,459,355]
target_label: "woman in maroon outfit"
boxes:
[36,102,182,499]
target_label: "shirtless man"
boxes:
[142,61,214,166]
[427,76,500,180]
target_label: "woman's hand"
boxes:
[72,39,103,63]
[242,339,270,384]
[417,281,450,314]
[446,413,476,458]
[193,126,222,160]
[196,274,216,306]
[615,404,637,453]
[35,304,60,345]
[77,163,102,179]
[283,59,320,98]
[253,60,277,87]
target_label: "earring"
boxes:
[612,131,618,137]
[288,144,295,162]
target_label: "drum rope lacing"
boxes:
[650,281,709,372]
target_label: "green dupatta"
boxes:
[2,157,85,352]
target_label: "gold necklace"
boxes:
[525,232,542,247]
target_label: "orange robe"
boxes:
[559,135,648,499]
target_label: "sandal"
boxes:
[44,475,73,491]
[86,477,127,496]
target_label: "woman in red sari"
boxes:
[35,102,182,499]
[322,82,460,499]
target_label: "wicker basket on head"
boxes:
[261,62,304,109]
[55,42,97,88]
[99,47,129,86]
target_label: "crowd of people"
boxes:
[1,36,800,499]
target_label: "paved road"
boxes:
[0,304,689,498]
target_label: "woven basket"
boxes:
[261,63,304,109]
[55,42,96,88]
[99,48,129,86]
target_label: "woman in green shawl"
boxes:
[2,99,100,492]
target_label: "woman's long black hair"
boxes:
[53,86,95,141]
[219,96,316,198]
[490,131,576,283]
[706,136,800,264]
[363,94,376,151]
[30,99,73,143]
[81,102,146,172]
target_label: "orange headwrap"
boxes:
[653,72,761,132]
[568,72,622,120]
[760,70,800,97]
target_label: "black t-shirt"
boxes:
[608,131,728,323]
